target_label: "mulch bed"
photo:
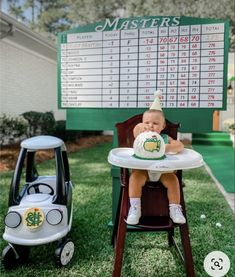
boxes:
[0,135,112,172]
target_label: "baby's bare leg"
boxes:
[126,169,148,224]
[129,169,148,198]
[160,173,186,224]
[160,173,180,204]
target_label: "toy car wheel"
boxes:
[2,245,17,270]
[2,244,30,269]
[14,245,30,264]
[55,239,74,266]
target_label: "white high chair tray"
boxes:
[108,148,204,171]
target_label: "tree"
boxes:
[123,0,234,50]
[65,0,234,50]
[23,0,36,27]
[64,0,235,50]
[7,0,71,34]
[36,0,71,34]
[6,0,235,50]
[66,0,125,26]
[8,0,25,22]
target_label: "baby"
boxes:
[126,108,186,225]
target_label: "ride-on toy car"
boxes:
[2,136,74,269]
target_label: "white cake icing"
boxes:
[133,131,166,160]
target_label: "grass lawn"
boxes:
[0,141,234,277]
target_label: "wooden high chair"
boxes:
[111,113,195,277]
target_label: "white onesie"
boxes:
[148,170,162,181]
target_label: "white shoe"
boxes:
[169,204,186,224]
[126,205,141,225]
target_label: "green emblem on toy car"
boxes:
[24,208,44,229]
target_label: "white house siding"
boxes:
[0,38,65,120]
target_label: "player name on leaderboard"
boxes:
[60,23,225,108]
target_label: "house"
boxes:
[0,11,65,120]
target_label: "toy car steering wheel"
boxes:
[27,183,54,195]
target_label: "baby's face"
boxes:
[142,112,165,133]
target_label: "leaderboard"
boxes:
[60,22,226,108]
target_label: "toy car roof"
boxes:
[21,136,66,151]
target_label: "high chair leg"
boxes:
[113,186,129,277]
[111,186,123,247]
[179,223,195,277]
[167,229,174,246]
[112,218,127,277]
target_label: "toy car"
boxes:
[2,136,74,269]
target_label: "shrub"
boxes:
[22,111,42,137]
[40,112,56,135]
[222,118,235,132]
[54,120,79,141]
[54,121,102,142]
[22,111,56,137]
[229,123,235,134]
[0,114,27,145]
[0,112,103,145]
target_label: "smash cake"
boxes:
[133,131,166,160]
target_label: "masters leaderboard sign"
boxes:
[58,16,229,109]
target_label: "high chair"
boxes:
[111,113,195,277]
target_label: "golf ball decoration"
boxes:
[200,214,206,219]
[133,131,166,160]
[216,222,222,228]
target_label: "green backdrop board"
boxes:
[58,16,229,223]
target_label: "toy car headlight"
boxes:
[46,209,63,225]
[4,211,21,228]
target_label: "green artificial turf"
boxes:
[192,144,235,193]
[0,141,234,276]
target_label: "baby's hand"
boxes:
[134,123,150,137]
[142,123,149,132]
[139,123,151,133]
[165,139,184,153]
[165,144,177,154]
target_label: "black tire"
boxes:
[55,238,74,266]
[14,245,30,264]
[2,245,17,270]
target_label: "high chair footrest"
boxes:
[124,216,176,230]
